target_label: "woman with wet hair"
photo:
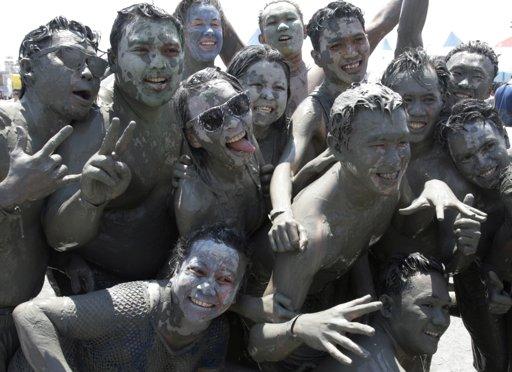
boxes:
[174,67,265,237]
[11,225,250,371]
[228,44,291,167]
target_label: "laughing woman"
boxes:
[228,45,290,166]
[11,226,250,371]
[174,68,265,237]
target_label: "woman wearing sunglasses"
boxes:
[173,67,266,238]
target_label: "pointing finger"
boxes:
[37,125,73,157]
[98,118,120,156]
[114,120,136,156]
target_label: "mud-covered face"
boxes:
[388,272,451,356]
[259,2,305,57]
[186,79,256,168]
[174,239,246,323]
[239,61,288,130]
[447,120,509,189]
[185,3,223,62]
[314,17,369,85]
[335,108,410,196]
[30,30,102,120]
[447,51,495,102]
[114,17,183,107]
[393,69,444,144]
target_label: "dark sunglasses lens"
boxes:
[200,108,223,131]
[58,47,84,70]
[230,94,250,116]
[87,57,108,77]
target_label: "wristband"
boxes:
[289,314,302,338]
[268,209,289,222]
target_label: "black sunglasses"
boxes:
[33,45,108,78]
[186,92,251,132]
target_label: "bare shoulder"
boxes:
[290,96,326,135]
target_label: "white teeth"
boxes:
[481,167,495,177]
[424,331,440,338]
[145,77,166,83]
[409,121,427,130]
[342,61,360,71]
[255,106,273,113]
[200,41,215,46]
[378,171,399,180]
[190,297,214,308]
[226,131,246,144]
[455,93,471,98]
[279,36,291,41]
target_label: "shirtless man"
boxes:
[43,3,184,291]
[316,253,451,372]
[246,83,479,369]
[0,16,105,368]
[269,0,429,252]
[258,0,406,116]
[440,99,512,372]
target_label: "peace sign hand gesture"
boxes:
[81,118,136,206]
[3,125,79,205]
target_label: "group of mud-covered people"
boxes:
[1,0,511,371]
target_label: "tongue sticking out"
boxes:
[227,138,256,153]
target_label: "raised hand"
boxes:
[268,209,308,253]
[400,179,487,222]
[81,118,136,206]
[293,295,382,365]
[2,125,79,206]
[453,194,481,256]
[486,271,512,315]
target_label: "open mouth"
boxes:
[408,121,428,131]
[341,60,362,74]
[226,131,256,154]
[454,91,473,99]
[480,165,497,178]
[278,35,292,42]
[376,171,400,181]
[199,38,217,50]
[254,105,274,114]
[424,330,441,339]
[144,76,169,91]
[72,90,93,102]
[189,296,215,308]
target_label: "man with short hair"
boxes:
[43,3,185,292]
[445,40,499,104]
[316,253,451,372]
[268,0,430,253]
[440,98,512,372]
[0,16,105,368]
[246,83,476,369]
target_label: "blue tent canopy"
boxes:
[444,32,462,48]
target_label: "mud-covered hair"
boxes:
[110,3,183,56]
[379,253,445,296]
[381,48,450,101]
[328,82,403,152]
[306,1,365,52]
[258,0,304,32]
[18,16,99,97]
[439,98,508,148]
[174,0,224,28]
[445,40,499,78]
[228,44,290,122]
[170,225,249,275]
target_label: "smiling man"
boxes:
[43,3,185,293]
[316,253,451,372]
[0,16,104,368]
[445,40,499,105]
[268,0,430,253]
